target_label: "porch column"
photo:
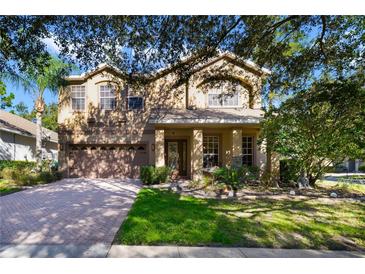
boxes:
[191,129,203,181]
[155,129,165,167]
[232,129,242,167]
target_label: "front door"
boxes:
[165,140,187,177]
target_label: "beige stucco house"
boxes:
[58,52,270,180]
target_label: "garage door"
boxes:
[68,144,148,178]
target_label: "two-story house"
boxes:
[58,52,270,180]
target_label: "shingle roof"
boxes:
[149,108,264,125]
[0,110,58,142]
[65,52,271,82]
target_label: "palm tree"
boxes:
[23,57,71,170]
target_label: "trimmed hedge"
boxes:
[140,166,171,185]
[0,160,62,186]
[0,160,35,171]
[0,167,62,186]
[359,165,365,172]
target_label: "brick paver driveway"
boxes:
[0,178,141,245]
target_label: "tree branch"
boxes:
[264,15,300,37]
[318,15,327,62]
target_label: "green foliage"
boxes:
[213,166,259,190]
[0,80,14,109]
[359,165,365,172]
[261,75,365,186]
[12,102,59,131]
[0,16,52,79]
[279,159,300,186]
[140,166,172,185]
[0,160,36,171]
[0,167,18,180]
[37,171,56,184]
[0,160,60,186]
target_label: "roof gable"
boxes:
[65,52,271,82]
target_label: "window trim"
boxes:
[127,96,144,111]
[70,85,86,112]
[203,135,220,168]
[207,91,239,108]
[242,135,255,166]
[99,84,117,110]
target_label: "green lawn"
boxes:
[317,180,365,196]
[336,175,365,180]
[117,188,365,250]
[0,179,21,196]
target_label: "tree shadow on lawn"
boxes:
[118,188,365,251]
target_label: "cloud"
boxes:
[42,36,60,55]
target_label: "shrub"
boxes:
[213,167,239,191]
[156,166,171,184]
[0,160,35,172]
[212,165,260,191]
[53,171,63,180]
[1,165,60,186]
[359,165,365,172]
[1,167,17,180]
[140,166,171,185]
[240,165,260,183]
[37,171,56,184]
[279,159,300,186]
[18,173,38,186]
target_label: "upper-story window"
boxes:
[208,86,239,107]
[208,93,239,107]
[127,96,144,110]
[71,85,86,111]
[100,85,116,110]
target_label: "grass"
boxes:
[335,175,365,180]
[317,180,365,196]
[0,179,21,196]
[117,188,365,250]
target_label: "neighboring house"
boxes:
[0,110,58,161]
[339,159,365,173]
[58,52,270,179]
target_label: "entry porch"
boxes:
[154,125,266,180]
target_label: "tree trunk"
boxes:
[308,174,317,187]
[266,146,272,176]
[35,97,45,171]
[35,111,43,170]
